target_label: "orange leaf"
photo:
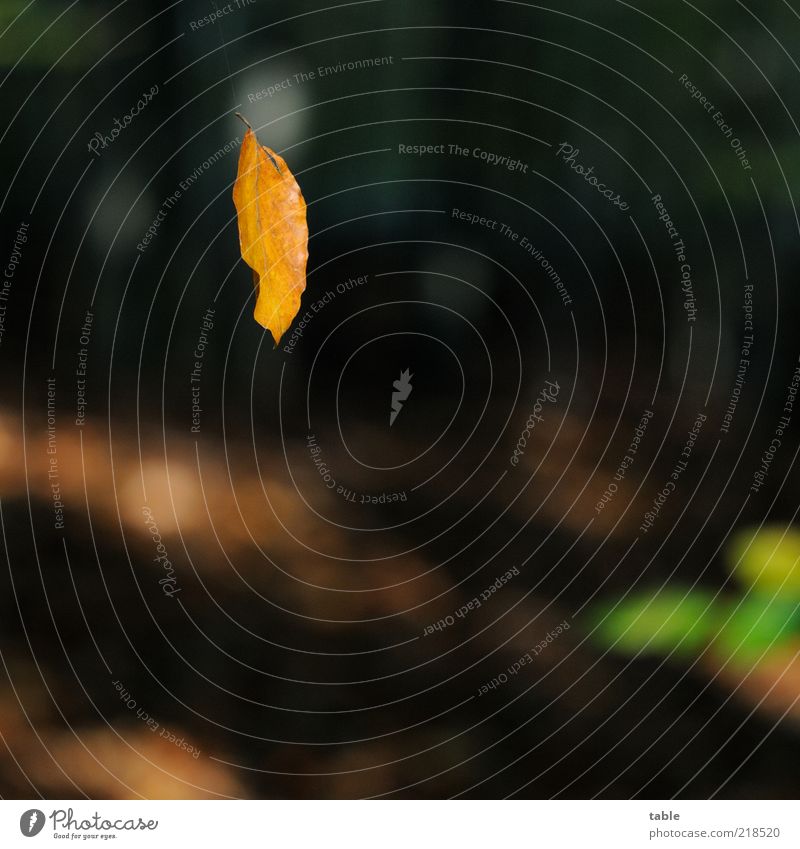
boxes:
[232,120,308,345]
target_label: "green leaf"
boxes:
[589,588,718,657]
[727,526,800,598]
[713,594,800,666]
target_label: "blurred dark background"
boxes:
[1,0,800,798]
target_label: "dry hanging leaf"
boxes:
[232,117,308,345]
